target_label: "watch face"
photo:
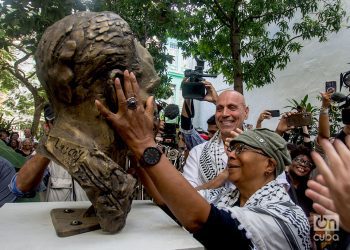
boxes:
[143,147,162,166]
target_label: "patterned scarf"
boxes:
[202,180,311,249]
[198,131,226,184]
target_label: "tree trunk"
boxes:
[31,94,46,137]
[230,5,244,95]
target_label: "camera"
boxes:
[330,70,350,125]
[162,104,180,148]
[286,112,312,127]
[181,58,217,100]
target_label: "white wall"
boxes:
[193,1,350,131]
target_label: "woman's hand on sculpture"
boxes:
[306,136,350,232]
[95,70,156,159]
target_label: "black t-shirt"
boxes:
[286,171,313,217]
[335,129,347,144]
[193,204,253,250]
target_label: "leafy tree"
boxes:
[0,113,14,133]
[0,0,175,136]
[168,0,346,94]
[85,0,175,98]
[0,0,86,136]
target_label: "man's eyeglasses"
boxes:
[293,157,314,169]
[227,143,269,157]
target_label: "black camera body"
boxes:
[341,108,350,125]
[331,92,350,125]
[331,70,350,125]
[162,123,177,147]
[182,59,217,100]
[161,104,180,148]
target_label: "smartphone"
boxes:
[286,112,312,127]
[266,110,280,117]
[325,81,336,92]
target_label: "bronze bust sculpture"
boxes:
[35,11,159,233]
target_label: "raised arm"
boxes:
[256,110,271,129]
[180,80,218,150]
[275,112,295,136]
[317,89,333,140]
[95,70,210,232]
[15,154,50,193]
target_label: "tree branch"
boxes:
[242,6,299,23]
[2,61,37,95]
[27,72,36,80]
[213,24,225,33]
[10,42,30,55]
[275,34,303,57]
[14,53,32,79]
[211,0,231,27]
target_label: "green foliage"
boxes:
[285,94,318,114]
[285,94,344,143]
[0,113,14,133]
[327,104,343,136]
[284,94,318,144]
[0,0,86,53]
[315,95,343,136]
[168,0,346,93]
[0,1,86,134]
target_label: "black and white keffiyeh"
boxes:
[202,180,311,250]
[198,131,226,184]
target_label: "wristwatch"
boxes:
[140,146,163,167]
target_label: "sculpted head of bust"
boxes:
[35,11,159,233]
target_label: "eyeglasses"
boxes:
[293,157,314,169]
[227,143,269,157]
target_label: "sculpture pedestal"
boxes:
[0,200,203,250]
[50,206,100,237]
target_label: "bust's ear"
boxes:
[48,63,73,103]
[46,40,77,104]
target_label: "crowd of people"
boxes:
[1,71,350,249]
[0,104,88,205]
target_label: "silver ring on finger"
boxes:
[126,96,138,110]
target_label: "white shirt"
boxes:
[182,139,289,191]
[182,139,227,188]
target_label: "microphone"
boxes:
[331,92,348,103]
[164,104,180,120]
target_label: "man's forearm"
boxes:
[16,154,50,193]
